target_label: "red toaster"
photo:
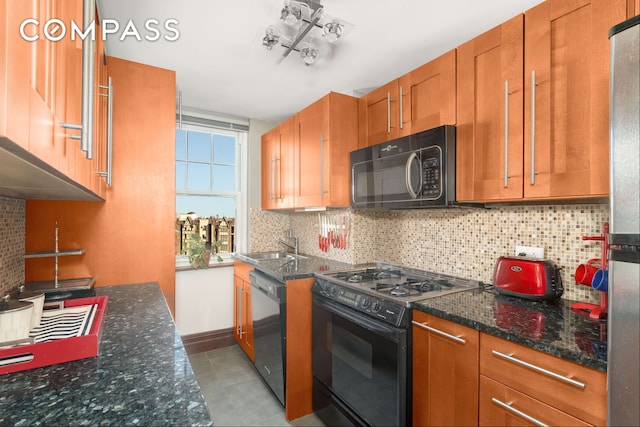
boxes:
[493,256,564,301]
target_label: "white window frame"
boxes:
[175,122,248,267]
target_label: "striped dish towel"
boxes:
[29,304,97,343]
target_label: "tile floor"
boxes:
[188,344,325,426]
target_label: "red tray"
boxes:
[0,296,107,375]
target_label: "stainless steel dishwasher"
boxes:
[249,270,286,406]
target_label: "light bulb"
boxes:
[281,4,301,26]
[262,26,280,50]
[323,21,343,43]
[300,47,318,65]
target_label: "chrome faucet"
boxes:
[278,230,299,256]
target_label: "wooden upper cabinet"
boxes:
[400,49,457,137]
[360,80,400,147]
[91,21,109,199]
[294,98,325,207]
[523,0,627,199]
[293,92,358,208]
[456,14,525,202]
[28,0,57,170]
[261,117,294,210]
[360,50,457,148]
[261,127,277,209]
[1,0,33,150]
[458,0,630,203]
[1,0,106,199]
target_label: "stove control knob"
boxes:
[371,301,382,313]
[329,285,338,297]
[361,297,370,308]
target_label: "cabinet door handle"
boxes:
[504,80,509,188]
[275,156,281,201]
[530,70,537,185]
[270,156,276,202]
[98,76,113,186]
[491,398,548,427]
[320,134,327,199]
[61,0,96,160]
[491,350,586,389]
[81,0,96,160]
[239,289,245,339]
[399,86,404,130]
[387,92,391,134]
[412,320,466,344]
[236,287,242,336]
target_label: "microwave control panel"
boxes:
[421,147,443,199]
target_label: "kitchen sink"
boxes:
[243,252,308,262]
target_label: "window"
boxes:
[175,118,248,261]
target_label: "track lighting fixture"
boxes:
[262,0,353,66]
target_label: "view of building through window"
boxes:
[175,213,235,255]
[175,125,241,256]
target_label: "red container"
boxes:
[0,296,107,375]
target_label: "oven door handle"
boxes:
[313,295,404,343]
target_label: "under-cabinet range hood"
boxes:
[0,138,101,201]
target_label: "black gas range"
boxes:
[313,262,482,327]
[311,262,482,426]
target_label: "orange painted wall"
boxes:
[25,57,177,313]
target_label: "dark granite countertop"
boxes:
[0,282,213,426]
[414,285,608,372]
[233,252,358,282]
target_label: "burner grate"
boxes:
[318,263,482,304]
[336,268,403,283]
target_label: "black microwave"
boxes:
[350,125,456,209]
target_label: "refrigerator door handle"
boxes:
[608,233,640,264]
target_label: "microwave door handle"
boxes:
[405,152,420,199]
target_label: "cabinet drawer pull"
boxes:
[491,397,548,427]
[491,350,586,390]
[412,321,466,344]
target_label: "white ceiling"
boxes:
[96,0,544,124]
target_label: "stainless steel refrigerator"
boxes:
[607,14,640,427]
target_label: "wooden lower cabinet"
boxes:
[233,261,254,362]
[479,375,590,426]
[284,277,315,422]
[480,333,606,426]
[412,311,479,426]
[230,267,314,422]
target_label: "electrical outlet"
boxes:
[515,245,544,258]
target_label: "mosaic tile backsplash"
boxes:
[250,203,609,303]
[0,197,25,296]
